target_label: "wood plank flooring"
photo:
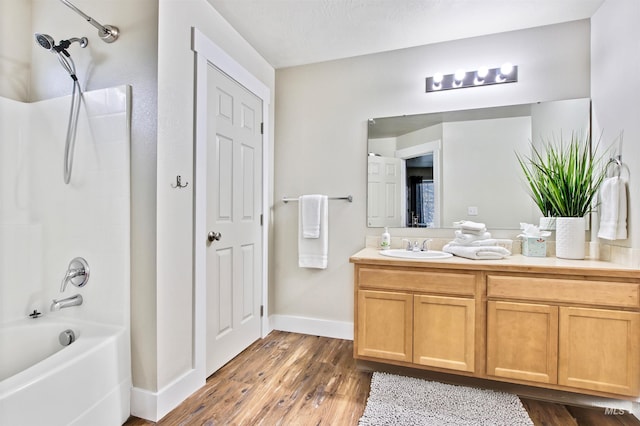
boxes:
[125,331,640,426]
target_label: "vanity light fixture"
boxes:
[426,63,518,92]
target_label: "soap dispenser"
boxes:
[380,227,391,250]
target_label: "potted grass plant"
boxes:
[516,133,607,259]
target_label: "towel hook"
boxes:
[171,175,189,188]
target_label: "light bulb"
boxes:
[433,72,443,84]
[477,66,489,80]
[454,69,466,82]
[500,62,514,76]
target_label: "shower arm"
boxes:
[59,0,119,43]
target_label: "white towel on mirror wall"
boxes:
[597,176,628,240]
[299,195,328,268]
[300,194,323,238]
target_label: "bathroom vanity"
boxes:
[350,248,640,398]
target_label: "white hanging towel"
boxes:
[300,194,323,238]
[597,176,628,240]
[298,195,328,268]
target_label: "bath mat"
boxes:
[359,372,533,426]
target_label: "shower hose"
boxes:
[56,51,82,185]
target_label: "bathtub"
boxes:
[0,316,130,426]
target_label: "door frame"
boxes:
[191,27,271,381]
[395,140,442,228]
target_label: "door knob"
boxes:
[208,231,222,242]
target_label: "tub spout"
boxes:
[50,294,83,311]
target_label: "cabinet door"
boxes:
[559,307,640,396]
[414,295,475,372]
[357,290,413,362]
[487,301,558,384]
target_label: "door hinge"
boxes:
[260,305,264,317]
[260,122,264,135]
[260,214,263,226]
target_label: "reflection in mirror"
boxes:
[367,98,591,229]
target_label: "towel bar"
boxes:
[282,195,353,203]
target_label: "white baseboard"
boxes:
[269,314,353,340]
[130,368,204,422]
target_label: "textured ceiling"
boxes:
[208,0,604,69]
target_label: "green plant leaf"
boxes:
[515,132,608,218]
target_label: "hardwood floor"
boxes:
[125,331,640,425]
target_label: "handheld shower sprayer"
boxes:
[34,32,87,184]
[34,33,88,54]
[34,33,87,81]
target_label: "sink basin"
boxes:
[379,249,453,259]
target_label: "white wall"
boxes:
[592,0,640,255]
[396,123,443,150]
[274,20,591,333]
[0,0,31,101]
[531,98,591,144]
[441,117,533,228]
[154,0,275,407]
[368,137,397,157]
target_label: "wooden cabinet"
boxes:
[559,307,640,396]
[356,290,475,371]
[414,295,475,372]
[486,274,640,397]
[351,250,640,398]
[354,265,477,373]
[487,302,640,396]
[356,290,413,362]
[487,301,558,384]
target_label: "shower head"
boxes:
[34,33,88,54]
[35,33,56,51]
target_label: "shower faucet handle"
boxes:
[60,257,90,292]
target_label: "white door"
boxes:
[367,156,403,227]
[206,65,263,376]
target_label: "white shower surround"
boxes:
[0,85,131,326]
[0,85,131,424]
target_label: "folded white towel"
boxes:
[299,195,328,268]
[300,194,323,238]
[443,243,511,260]
[448,237,498,247]
[452,230,492,245]
[453,220,487,235]
[597,177,628,240]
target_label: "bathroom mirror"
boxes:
[367,98,591,229]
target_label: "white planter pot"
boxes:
[539,217,556,231]
[555,217,586,260]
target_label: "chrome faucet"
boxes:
[50,294,83,311]
[402,238,432,251]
